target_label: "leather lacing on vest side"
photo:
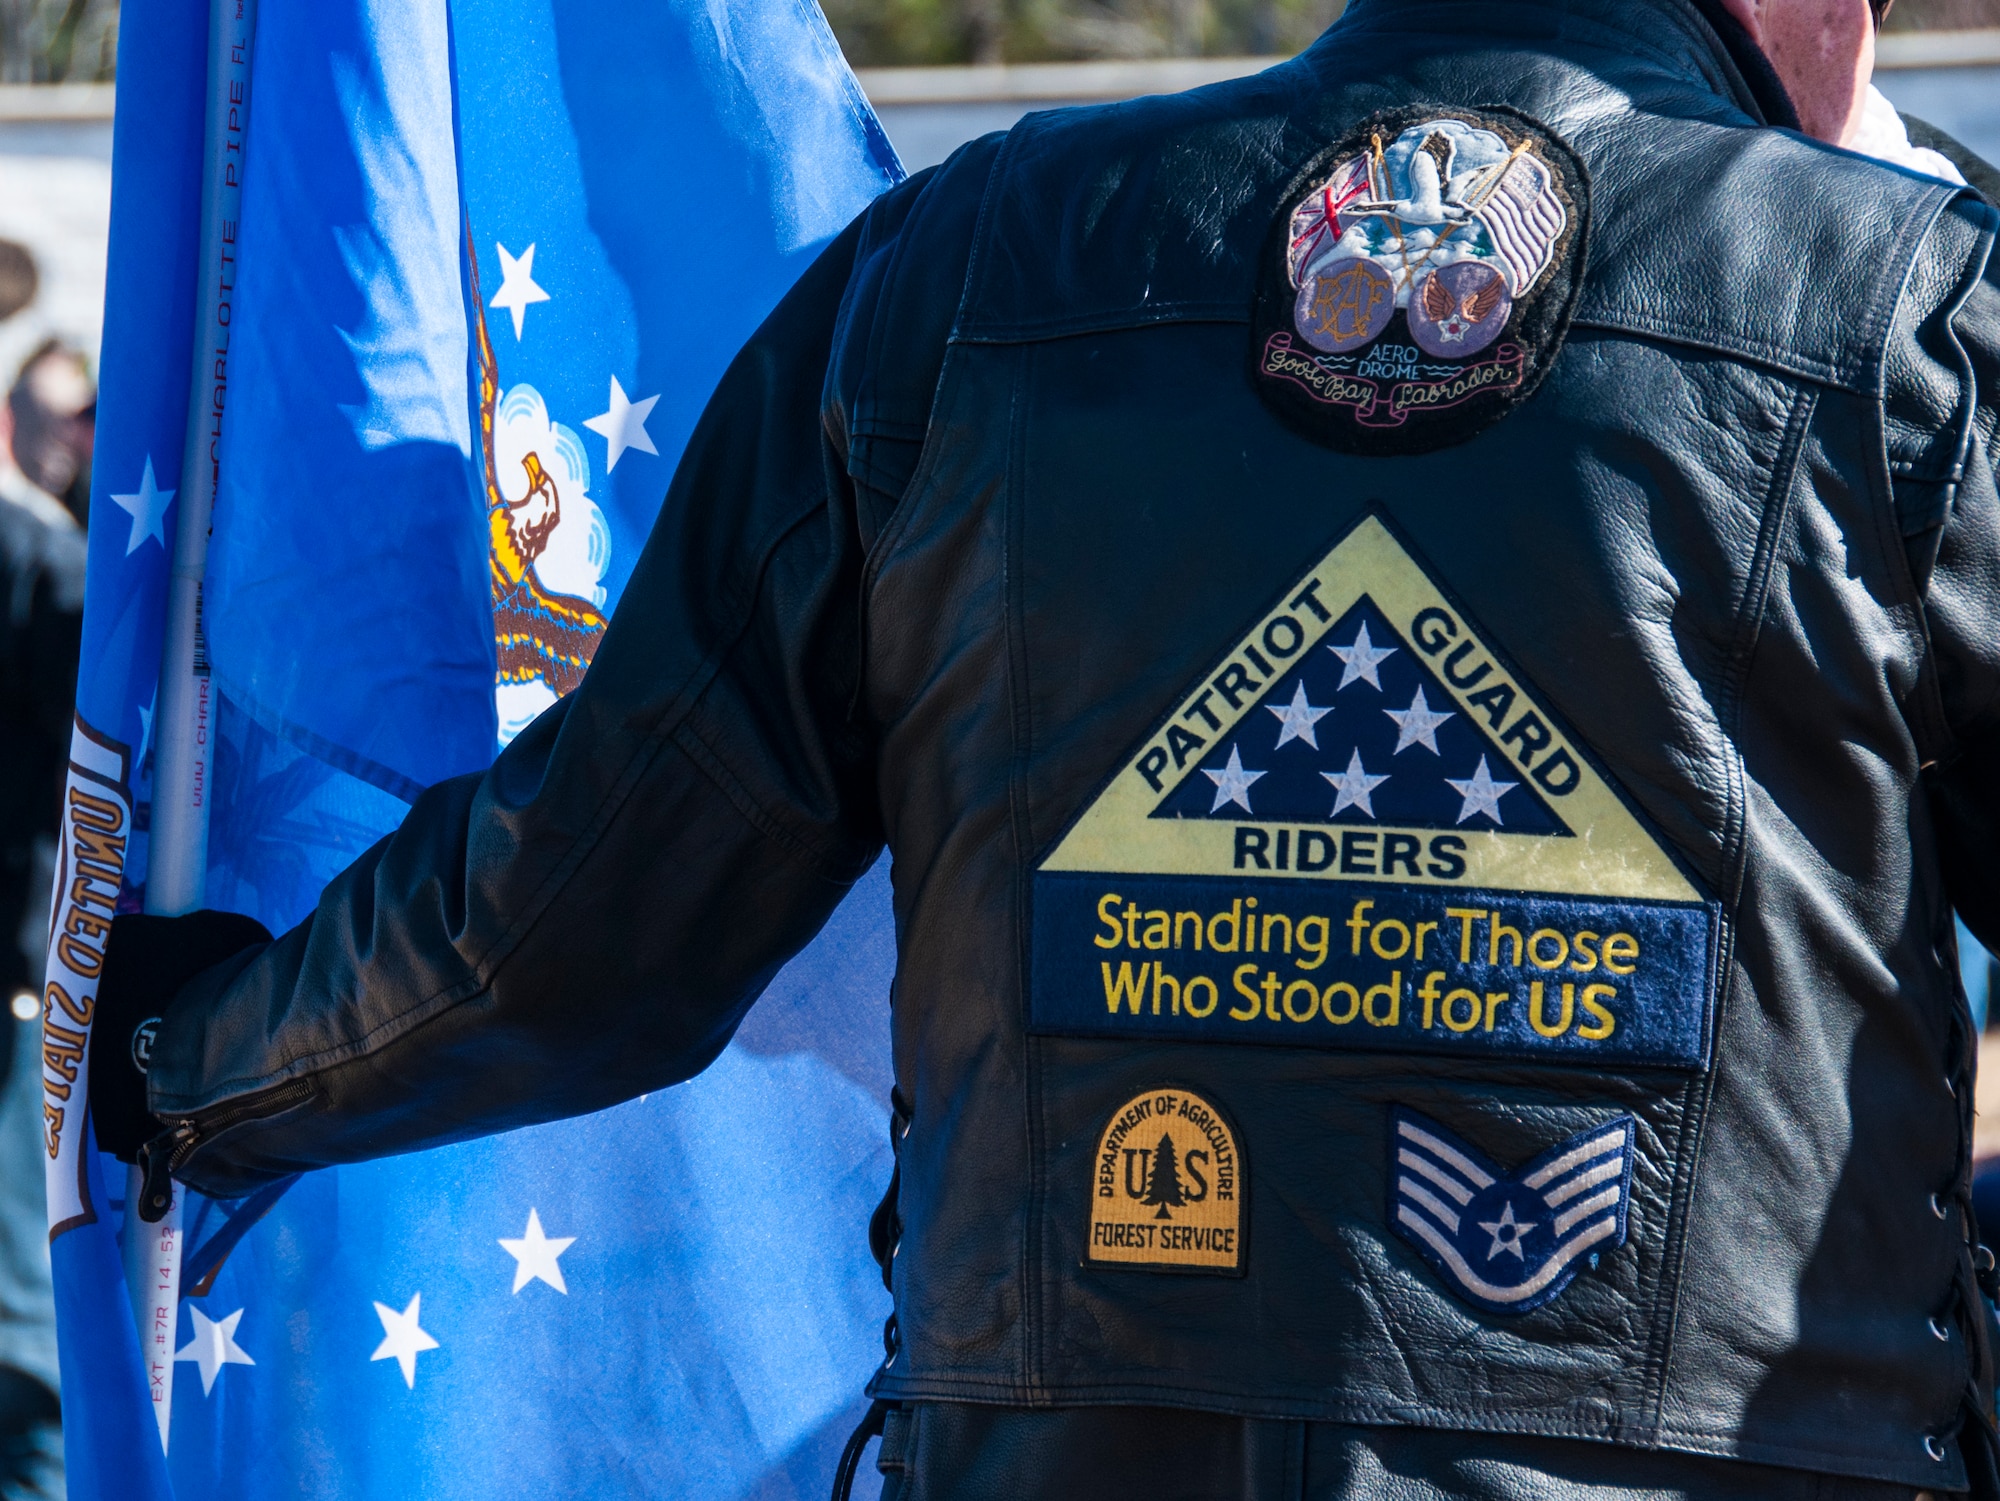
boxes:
[1940,955,2000,1481]
[866,1087,911,1368]
[830,1089,913,1501]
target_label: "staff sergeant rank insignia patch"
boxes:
[1391,1108,1634,1313]
[1029,514,1719,1070]
[1250,106,1588,454]
[1088,1087,1245,1274]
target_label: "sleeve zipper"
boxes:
[136,1078,315,1222]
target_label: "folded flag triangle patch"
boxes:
[1390,1107,1634,1314]
[1030,514,1718,1069]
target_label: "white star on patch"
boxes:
[489,241,550,340]
[1478,1200,1536,1262]
[584,375,660,472]
[1446,755,1517,825]
[1384,685,1453,755]
[1202,745,1265,814]
[1328,620,1396,691]
[370,1293,440,1389]
[109,455,174,555]
[175,1306,254,1396]
[500,1208,575,1295]
[1322,748,1388,817]
[1266,681,1332,750]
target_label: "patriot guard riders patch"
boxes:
[1030,514,1718,1069]
[1250,106,1588,454]
[1391,1108,1634,1314]
[1088,1087,1244,1274]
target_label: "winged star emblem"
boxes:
[1419,263,1508,343]
[1390,1107,1634,1314]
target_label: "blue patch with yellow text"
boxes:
[1031,872,1712,1067]
[1031,514,1717,1070]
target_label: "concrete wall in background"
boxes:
[0,87,108,381]
[1877,68,2000,163]
[862,33,2000,170]
[0,33,1992,381]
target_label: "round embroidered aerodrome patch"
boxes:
[1086,1086,1245,1275]
[1250,105,1589,455]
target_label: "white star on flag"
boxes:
[175,1306,254,1396]
[584,375,660,472]
[371,1293,440,1389]
[500,1208,575,1294]
[1266,680,1332,750]
[489,241,550,340]
[1202,745,1265,814]
[1322,748,1389,817]
[109,455,174,555]
[1384,685,1453,755]
[1328,620,1396,691]
[1446,755,1517,825]
[136,688,157,766]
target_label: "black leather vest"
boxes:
[852,2,1994,1486]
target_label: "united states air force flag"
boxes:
[51,0,902,1495]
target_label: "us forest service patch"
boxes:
[1250,105,1589,454]
[1029,514,1719,1069]
[1088,1087,1245,1274]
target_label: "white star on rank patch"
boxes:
[1384,685,1453,755]
[1328,621,1396,691]
[1203,745,1265,813]
[1321,748,1388,817]
[1266,681,1332,750]
[584,375,660,472]
[500,1208,575,1294]
[1446,755,1518,825]
[371,1293,440,1389]
[1478,1200,1536,1261]
[109,455,174,555]
[489,241,550,340]
[175,1306,254,1396]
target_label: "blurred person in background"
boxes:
[0,248,85,1500]
[8,340,94,530]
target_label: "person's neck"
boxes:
[1331,0,1802,131]
[1716,0,1873,143]
[1685,0,1803,129]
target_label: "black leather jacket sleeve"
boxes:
[1916,193,2000,955]
[144,151,986,1196]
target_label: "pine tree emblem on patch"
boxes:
[1088,1087,1245,1274]
[1249,105,1588,454]
[1030,514,1719,1070]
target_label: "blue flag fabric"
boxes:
[52,0,903,1494]
[48,5,203,1496]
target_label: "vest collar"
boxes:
[1328,0,1799,131]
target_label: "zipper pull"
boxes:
[136,1122,195,1223]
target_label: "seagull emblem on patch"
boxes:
[1389,1107,1634,1314]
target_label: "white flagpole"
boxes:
[124,0,259,1454]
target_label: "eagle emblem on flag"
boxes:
[465,228,613,739]
[1389,1107,1634,1314]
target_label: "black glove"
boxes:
[89,910,273,1162]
